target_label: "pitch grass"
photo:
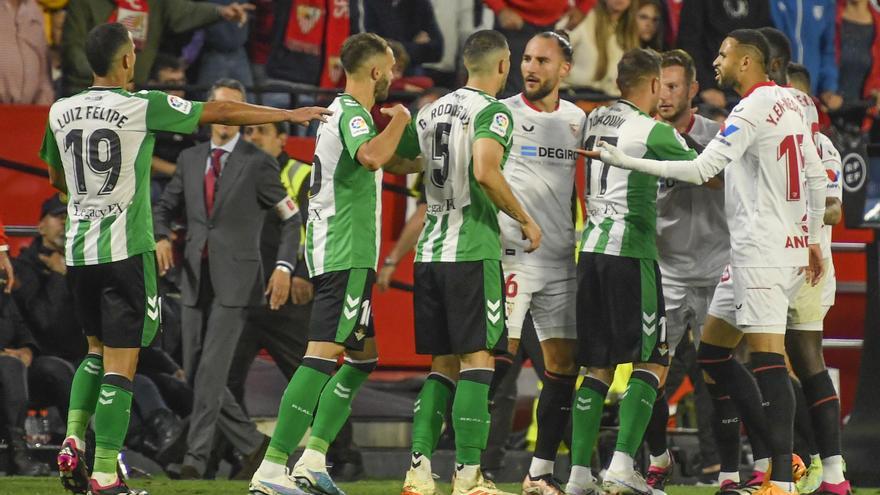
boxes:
[4,478,880,495]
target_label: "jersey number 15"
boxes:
[778,134,804,202]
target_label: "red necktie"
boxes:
[205,148,226,217]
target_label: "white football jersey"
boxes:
[707,82,821,268]
[786,86,820,144]
[817,133,842,258]
[656,114,729,286]
[498,95,585,267]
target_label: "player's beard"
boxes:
[716,67,735,91]
[523,77,557,102]
[374,75,391,102]
[661,99,689,123]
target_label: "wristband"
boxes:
[383,257,397,267]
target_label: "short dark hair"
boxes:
[340,33,389,74]
[787,63,811,89]
[85,23,131,77]
[150,53,185,81]
[661,49,696,84]
[727,29,771,70]
[273,121,291,136]
[617,48,661,92]
[463,30,509,71]
[210,78,247,100]
[533,30,573,63]
[757,27,792,67]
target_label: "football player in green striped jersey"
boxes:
[568,49,698,495]
[250,33,420,495]
[41,23,330,495]
[396,30,541,495]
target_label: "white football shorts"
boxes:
[708,265,801,334]
[502,261,576,342]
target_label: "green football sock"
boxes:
[66,354,103,441]
[411,373,455,458]
[92,375,133,476]
[571,377,609,467]
[266,359,333,464]
[616,372,659,457]
[306,361,375,454]
[453,370,492,465]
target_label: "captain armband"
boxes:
[274,196,300,220]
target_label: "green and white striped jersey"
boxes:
[39,88,203,266]
[397,87,514,262]
[581,100,697,260]
[305,94,382,277]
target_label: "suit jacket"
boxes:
[153,138,300,307]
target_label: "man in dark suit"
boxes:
[153,79,301,479]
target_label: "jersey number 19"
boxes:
[64,129,122,195]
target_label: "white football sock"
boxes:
[719,471,741,485]
[609,451,635,474]
[255,459,286,479]
[822,455,846,484]
[529,457,554,478]
[650,450,671,468]
[754,458,771,473]
[299,448,326,469]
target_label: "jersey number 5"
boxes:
[430,123,451,188]
[583,135,618,197]
[64,129,122,195]
[778,134,804,201]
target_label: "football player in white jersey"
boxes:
[643,49,729,492]
[783,61,850,495]
[492,31,585,495]
[581,30,826,495]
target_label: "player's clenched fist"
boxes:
[380,103,411,121]
[521,219,542,253]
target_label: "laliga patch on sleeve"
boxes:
[489,112,510,137]
[349,115,369,137]
[167,95,193,115]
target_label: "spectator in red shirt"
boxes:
[484,0,596,96]
[0,216,13,294]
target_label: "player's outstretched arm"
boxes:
[356,104,412,171]
[473,138,541,252]
[576,141,729,185]
[199,101,332,127]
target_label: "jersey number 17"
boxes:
[584,135,618,197]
